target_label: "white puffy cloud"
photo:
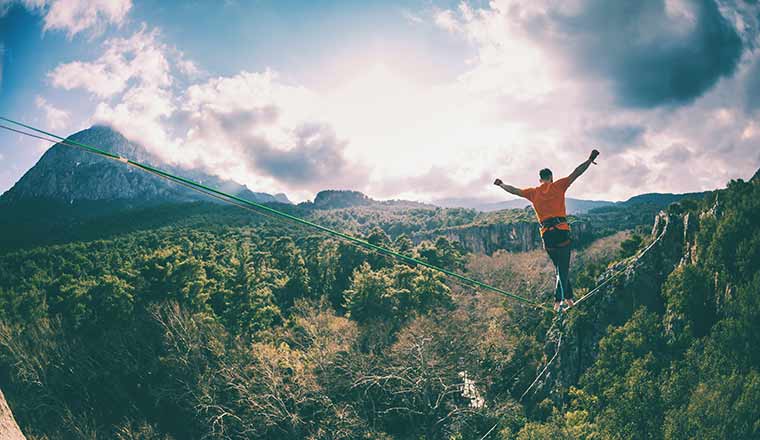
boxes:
[434,9,461,33]
[1,0,131,37]
[92,85,176,156]
[35,95,70,129]
[173,71,366,201]
[42,0,131,36]
[48,26,170,97]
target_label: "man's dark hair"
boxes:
[539,168,553,181]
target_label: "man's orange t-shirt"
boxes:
[521,177,571,233]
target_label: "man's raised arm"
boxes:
[494,178,526,198]
[567,149,600,185]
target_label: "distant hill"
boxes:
[0,125,290,207]
[433,196,614,214]
[436,190,715,215]
[300,189,434,210]
[616,191,710,208]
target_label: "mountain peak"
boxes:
[1,126,290,207]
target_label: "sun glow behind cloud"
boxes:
[6,0,760,203]
[318,61,547,201]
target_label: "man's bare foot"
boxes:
[554,301,561,312]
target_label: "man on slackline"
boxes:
[494,149,600,311]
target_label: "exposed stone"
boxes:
[416,219,592,254]
[0,389,25,440]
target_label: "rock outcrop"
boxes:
[311,190,373,209]
[416,219,593,254]
[0,389,25,440]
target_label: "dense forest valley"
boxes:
[0,169,759,438]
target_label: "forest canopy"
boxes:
[0,177,757,439]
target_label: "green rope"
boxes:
[0,116,553,313]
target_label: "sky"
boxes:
[1,0,759,204]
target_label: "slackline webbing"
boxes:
[0,116,553,313]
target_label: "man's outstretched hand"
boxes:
[494,178,503,186]
[589,149,600,164]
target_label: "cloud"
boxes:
[434,9,461,32]
[92,85,175,154]
[35,95,70,129]
[244,123,358,185]
[176,71,367,194]
[556,0,743,108]
[372,165,492,201]
[42,5,760,203]
[42,0,131,37]
[420,0,760,200]
[654,143,695,163]
[401,9,424,25]
[439,0,744,108]
[743,56,760,114]
[48,32,367,199]
[1,0,131,37]
[586,123,646,153]
[48,26,171,97]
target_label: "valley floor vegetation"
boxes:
[0,177,758,439]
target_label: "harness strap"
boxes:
[540,216,568,229]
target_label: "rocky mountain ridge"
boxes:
[0,126,290,207]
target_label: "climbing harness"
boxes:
[540,216,568,230]
[540,216,570,239]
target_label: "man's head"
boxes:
[539,168,553,183]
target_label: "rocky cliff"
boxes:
[0,389,25,440]
[310,190,373,209]
[416,218,593,254]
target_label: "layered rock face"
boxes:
[418,219,593,254]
